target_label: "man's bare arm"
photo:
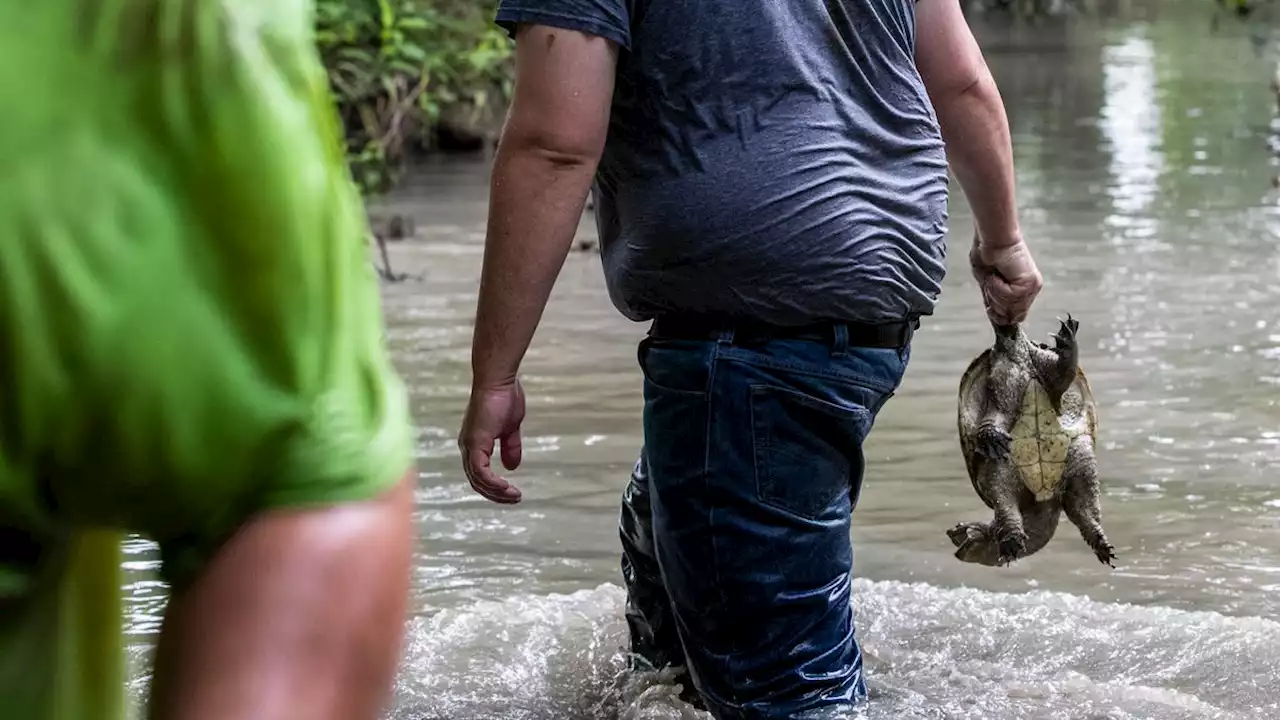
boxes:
[470,24,618,389]
[915,0,1020,250]
[457,24,617,503]
[915,0,1042,325]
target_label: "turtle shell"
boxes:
[957,347,1098,507]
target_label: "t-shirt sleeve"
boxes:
[495,0,632,50]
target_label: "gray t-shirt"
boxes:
[496,0,950,326]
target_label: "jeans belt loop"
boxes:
[831,323,849,358]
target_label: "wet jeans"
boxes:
[619,319,911,719]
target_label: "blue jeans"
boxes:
[619,321,911,719]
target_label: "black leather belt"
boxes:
[649,314,917,349]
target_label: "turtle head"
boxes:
[947,523,1004,567]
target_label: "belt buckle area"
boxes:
[650,316,726,342]
[651,315,913,349]
[843,319,911,350]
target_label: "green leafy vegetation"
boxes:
[315,0,513,195]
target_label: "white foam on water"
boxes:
[389,579,1280,720]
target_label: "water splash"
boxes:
[387,580,1278,720]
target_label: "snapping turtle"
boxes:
[948,315,1117,567]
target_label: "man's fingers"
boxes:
[500,429,523,471]
[988,291,1032,325]
[975,240,1043,327]
[982,279,1019,326]
[464,444,523,504]
[987,278,1032,309]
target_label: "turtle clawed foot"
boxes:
[996,529,1028,566]
[1053,313,1080,353]
[1093,540,1117,568]
[975,423,1012,459]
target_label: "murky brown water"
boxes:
[123,8,1280,720]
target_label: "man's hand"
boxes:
[969,231,1043,326]
[459,379,526,504]
[458,23,618,503]
[916,0,1041,325]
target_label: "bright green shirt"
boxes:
[0,2,414,718]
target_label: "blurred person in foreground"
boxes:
[459,0,1043,717]
[0,2,417,719]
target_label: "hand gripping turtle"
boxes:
[949,314,1118,568]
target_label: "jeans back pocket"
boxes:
[750,384,872,522]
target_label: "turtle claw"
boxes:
[996,529,1028,565]
[1053,313,1080,353]
[975,423,1012,459]
[1094,541,1117,568]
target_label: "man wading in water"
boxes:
[1,2,417,719]
[460,0,1044,716]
